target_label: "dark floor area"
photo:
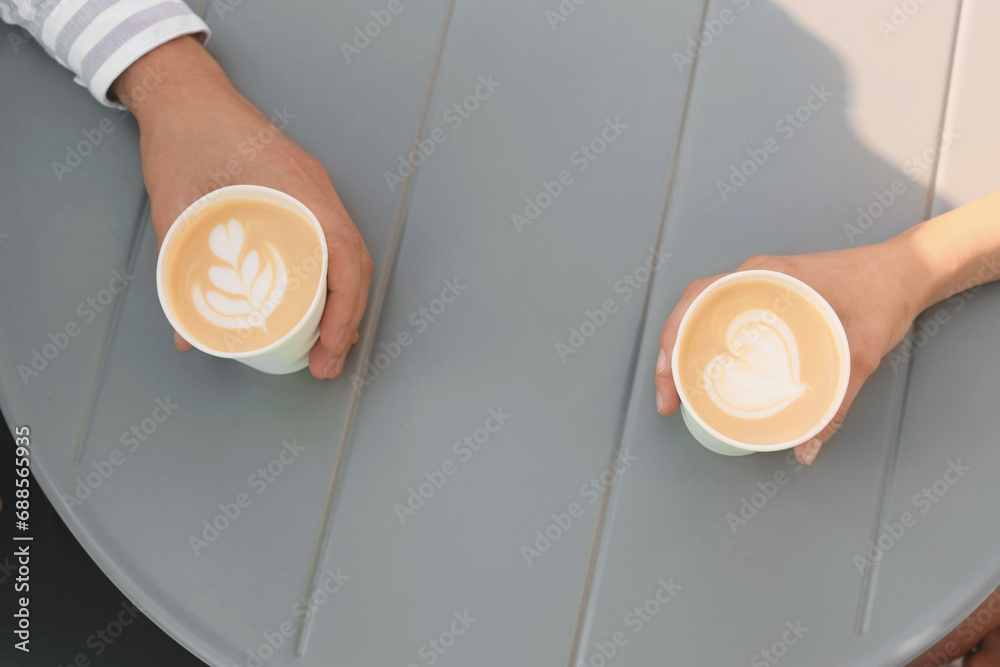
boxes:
[0,410,204,666]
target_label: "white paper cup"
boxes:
[670,270,850,456]
[156,185,328,375]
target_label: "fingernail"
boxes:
[802,438,822,465]
[656,348,668,375]
[324,356,342,378]
[336,326,349,349]
[656,391,664,413]
[334,355,347,376]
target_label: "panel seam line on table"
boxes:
[920,0,965,222]
[853,331,916,635]
[853,0,966,636]
[292,0,459,657]
[60,6,234,665]
[564,0,714,664]
[70,195,151,462]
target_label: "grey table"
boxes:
[2,1,999,665]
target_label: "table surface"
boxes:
[2,1,999,665]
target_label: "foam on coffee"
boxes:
[676,279,841,446]
[163,199,323,353]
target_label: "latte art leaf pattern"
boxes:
[703,309,806,419]
[192,219,289,332]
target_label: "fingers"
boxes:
[310,207,373,380]
[153,201,199,352]
[310,254,371,379]
[793,391,852,466]
[655,274,726,416]
[654,346,674,414]
[967,629,1000,667]
[793,438,823,467]
[346,249,375,345]
[174,330,193,351]
[320,238,363,349]
[309,327,347,380]
[793,350,872,465]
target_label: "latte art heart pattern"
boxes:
[191,219,288,332]
[702,309,806,419]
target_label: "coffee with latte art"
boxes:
[162,199,324,353]
[675,279,842,446]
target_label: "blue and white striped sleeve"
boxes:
[0,0,210,108]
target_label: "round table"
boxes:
[2,0,999,664]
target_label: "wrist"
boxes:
[111,35,235,126]
[879,229,948,321]
[892,192,1000,314]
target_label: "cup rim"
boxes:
[670,269,851,452]
[155,185,329,360]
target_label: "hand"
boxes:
[906,584,1000,666]
[653,241,926,465]
[112,36,373,379]
[966,630,1000,667]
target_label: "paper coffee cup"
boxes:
[670,270,850,456]
[156,185,328,375]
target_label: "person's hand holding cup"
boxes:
[655,245,925,465]
[113,35,373,380]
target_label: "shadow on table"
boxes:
[0,0,985,665]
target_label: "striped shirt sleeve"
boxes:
[0,0,210,108]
